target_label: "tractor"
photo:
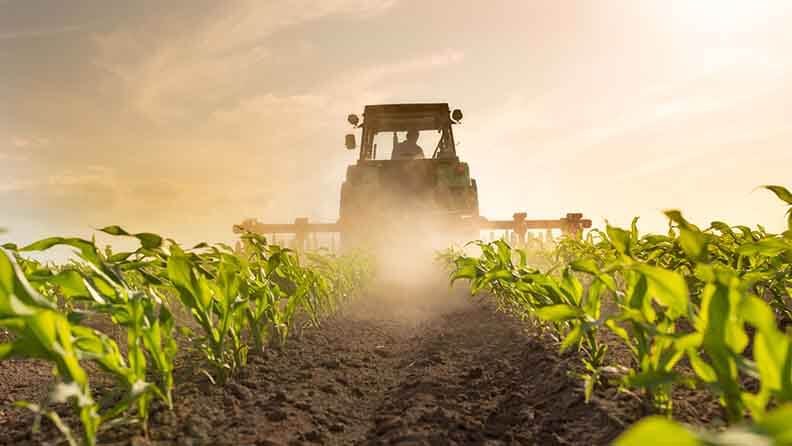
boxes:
[233,103,591,254]
[338,103,480,251]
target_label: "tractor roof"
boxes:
[364,103,450,116]
[362,103,451,132]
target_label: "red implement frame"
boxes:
[233,213,592,251]
[478,213,592,246]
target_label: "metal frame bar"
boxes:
[234,213,592,251]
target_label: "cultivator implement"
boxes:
[233,212,592,252]
[478,212,592,245]
[234,218,342,251]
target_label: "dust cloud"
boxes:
[345,228,476,326]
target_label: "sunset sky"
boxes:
[2,0,791,248]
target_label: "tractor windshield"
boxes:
[370,129,443,160]
[357,104,458,161]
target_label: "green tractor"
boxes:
[233,103,591,256]
[339,103,480,251]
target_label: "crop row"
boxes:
[0,229,371,446]
[446,185,792,445]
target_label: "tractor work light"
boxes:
[451,109,463,122]
[347,114,360,126]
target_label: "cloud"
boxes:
[469,48,790,170]
[0,179,35,194]
[3,0,452,241]
[11,136,49,148]
[207,48,465,140]
[0,135,49,163]
[92,0,398,124]
[0,24,85,41]
[343,49,465,86]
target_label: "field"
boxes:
[2,185,792,446]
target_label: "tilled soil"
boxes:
[0,285,721,446]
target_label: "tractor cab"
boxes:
[339,103,479,250]
[345,103,462,161]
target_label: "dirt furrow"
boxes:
[357,306,628,446]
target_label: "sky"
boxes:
[2,0,792,248]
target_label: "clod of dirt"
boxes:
[321,359,340,369]
[184,414,212,442]
[228,382,254,401]
[294,401,313,412]
[373,347,392,358]
[387,433,430,445]
[266,408,288,422]
[465,367,483,380]
[130,435,149,446]
[319,384,337,394]
[241,378,262,390]
[272,390,289,402]
[255,439,286,446]
[375,415,404,434]
[301,430,324,443]
[153,409,177,426]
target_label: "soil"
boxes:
[0,280,723,446]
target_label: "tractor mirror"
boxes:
[345,134,356,150]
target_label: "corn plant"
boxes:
[448,184,792,422]
[578,224,692,414]
[2,223,373,444]
[260,246,313,346]
[237,231,372,350]
[0,248,148,446]
[763,185,792,232]
[614,404,792,446]
[450,240,611,401]
[165,244,247,384]
[16,230,178,423]
[305,249,373,313]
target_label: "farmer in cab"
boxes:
[391,129,425,160]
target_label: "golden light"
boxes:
[667,0,787,34]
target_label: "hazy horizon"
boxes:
[2,0,792,248]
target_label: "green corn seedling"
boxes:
[0,248,138,446]
[614,404,792,446]
[17,232,177,424]
[448,184,792,423]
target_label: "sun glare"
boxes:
[668,0,787,34]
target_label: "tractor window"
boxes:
[370,130,444,160]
